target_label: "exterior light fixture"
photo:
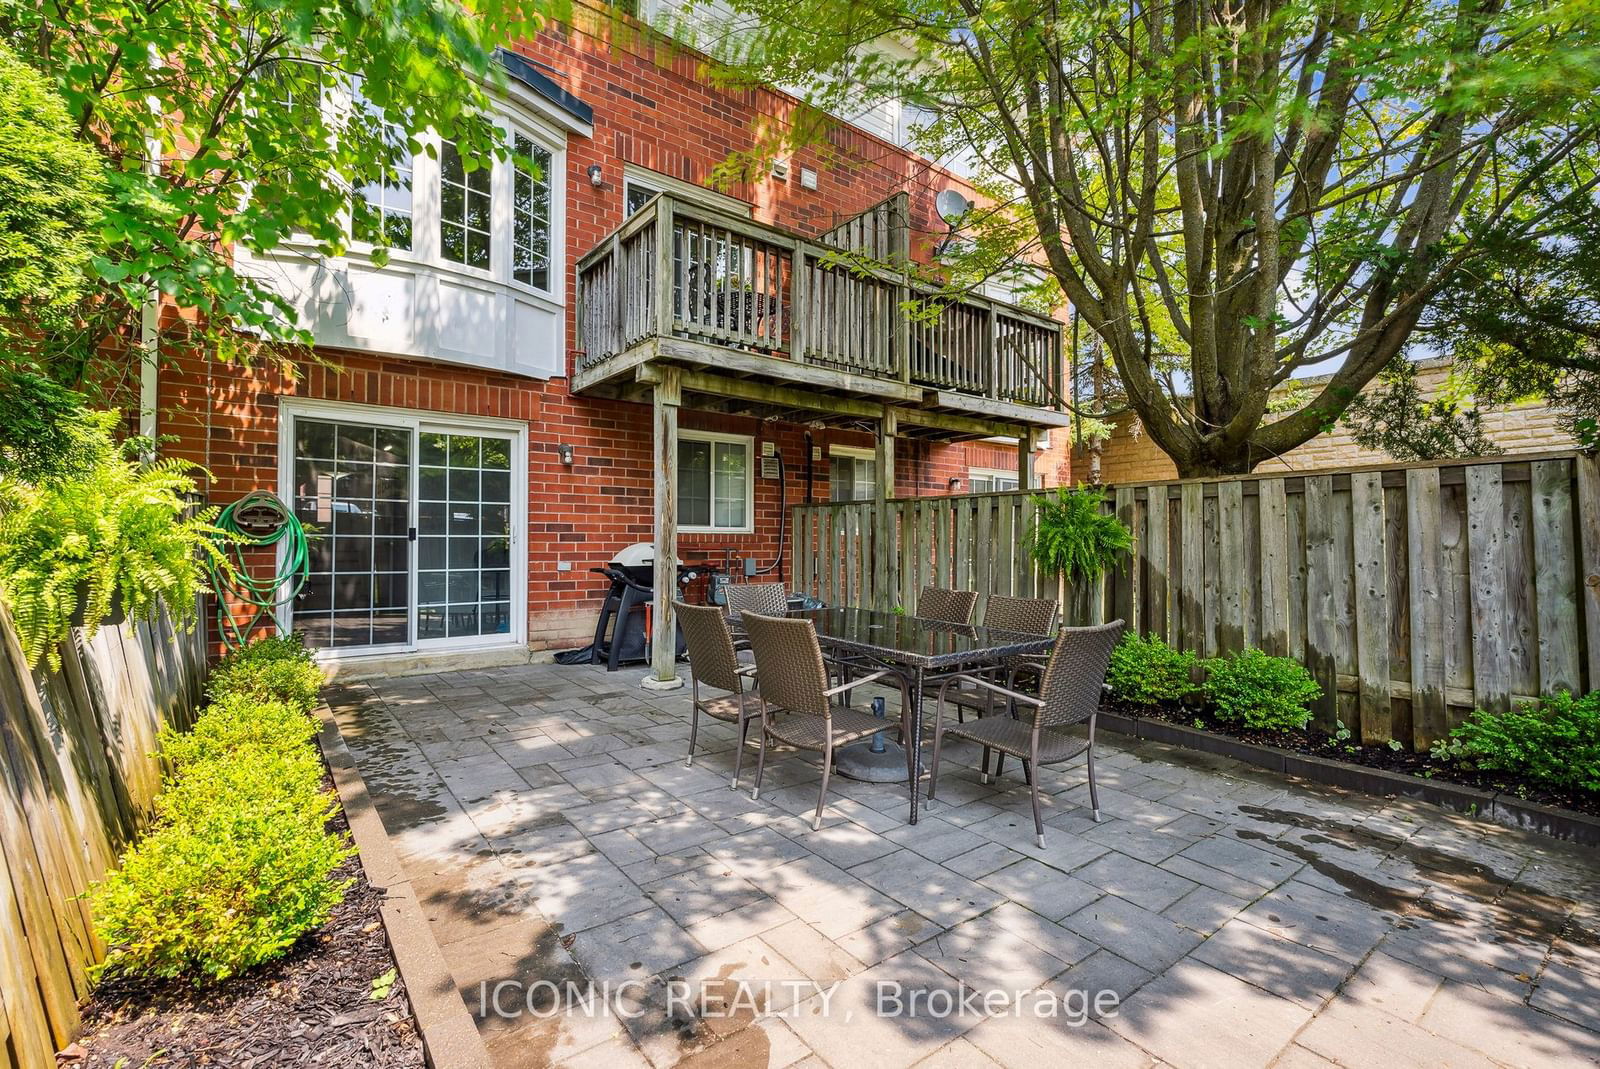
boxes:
[557,444,575,465]
[587,163,604,188]
[948,476,963,491]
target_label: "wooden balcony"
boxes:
[573,193,1069,441]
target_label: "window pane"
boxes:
[677,440,711,527]
[712,442,748,529]
[352,82,413,252]
[625,181,659,217]
[513,135,552,290]
[440,140,491,269]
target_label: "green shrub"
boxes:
[156,742,326,827]
[1203,649,1321,731]
[1107,632,1200,705]
[91,791,352,982]
[159,695,319,774]
[1443,693,1600,794]
[93,631,347,985]
[206,634,322,712]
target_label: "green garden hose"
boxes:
[208,490,310,649]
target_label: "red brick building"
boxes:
[158,4,1069,668]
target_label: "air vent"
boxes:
[770,157,790,181]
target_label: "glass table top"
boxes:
[786,606,1055,668]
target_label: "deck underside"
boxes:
[573,337,1071,442]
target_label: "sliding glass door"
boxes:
[283,406,522,654]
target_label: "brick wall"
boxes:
[159,5,1056,650]
[1071,360,1575,485]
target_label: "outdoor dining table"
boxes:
[786,606,1057,825]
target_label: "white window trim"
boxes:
[828,444,878,503]
[624,163,753,218]
[275,397,529,661]
[264,89,568,313]
[969,467,1023,492]
[829,444,876,460]
[678,429,756,534]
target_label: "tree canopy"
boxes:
[0,40,101,333]
[696,0,1600,475]
[0,0,560,396]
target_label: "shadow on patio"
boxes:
[325,663,1600,1069]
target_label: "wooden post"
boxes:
[1017,429,1034,489]
[655,198,675,337]
[648,368,682,686]
[875,409,897,610]
[792,245,810,363]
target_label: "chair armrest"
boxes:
[936,672,1044,707]
[823,669,893,698]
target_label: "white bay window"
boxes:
[237,78,577,380]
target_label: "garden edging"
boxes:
[316,707,492,1069]
[1096,710,1600,849]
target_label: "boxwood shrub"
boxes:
[1442,692,1600,794]
[1107,632,1200,706]
[205,632,323,712]
[1202,648,1321,731]
[92,637,348,984]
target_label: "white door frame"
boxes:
[276,397,529,657]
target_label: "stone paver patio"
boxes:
[325,663,1600,1069]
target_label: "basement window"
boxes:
[678,432,753,533]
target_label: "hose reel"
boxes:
[208,489,310,649]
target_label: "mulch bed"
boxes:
[1110,700,1600,819]
[70,806,426,1069]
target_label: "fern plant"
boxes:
[0,416,231,669]
[1022,486,1132,583]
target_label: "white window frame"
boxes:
[969,467,1022,493]
[678,429,755,534]
[829,444,877,502]
[290,85,568,308]
[276,397,529,660]
[623,163,753,219]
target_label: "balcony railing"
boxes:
[575,194,1064,411]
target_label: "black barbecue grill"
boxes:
[565,543,695,671]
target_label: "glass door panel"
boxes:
[416,430,514,641]
[289,417,414,650]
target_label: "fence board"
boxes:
[1180,483,1205,653]
[1114,488,1136,631]
[1532,460,1581,695]
[1258,479,1290,657]
[1217,482,1244,654]
[1351,472,1392,743]
[1407,469,1449,749]
[1304,475,1339,732]
[1467,465,1510,712]
[1146,489,1170,642]
[0,601,206,1069]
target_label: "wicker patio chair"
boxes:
[676,601,760,789]
[944,594,1060,723]
[916,586,978,625]
[741,610,911,830]
[928,620,1124,847]
[720,581,788,658]
[721,581,789,618]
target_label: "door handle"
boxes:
[408,527,417,542]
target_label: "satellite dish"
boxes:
[936,189,972,225]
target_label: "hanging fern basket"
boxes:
[1022,486,1133,625]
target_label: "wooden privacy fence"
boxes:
[790,451,1600,749]
[0,605,206,1069]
